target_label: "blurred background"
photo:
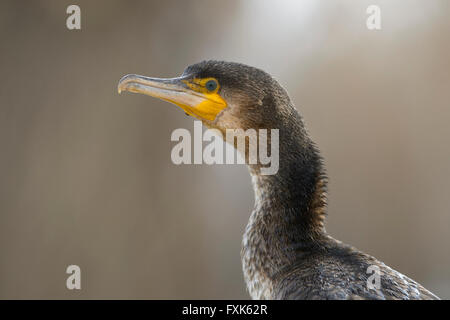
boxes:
[0,0,449,299]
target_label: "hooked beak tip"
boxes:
[117,74,136,94]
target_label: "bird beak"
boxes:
[118,74,226,121]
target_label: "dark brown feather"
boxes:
[184,61,440,300]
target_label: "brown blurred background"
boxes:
[0,0,449,299]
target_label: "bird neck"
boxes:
[248,107,327,236]
[242,107,328,298]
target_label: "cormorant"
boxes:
[118,61,439,300]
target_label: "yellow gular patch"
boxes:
[182,78,227,121]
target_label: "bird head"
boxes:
[118,60,292,133]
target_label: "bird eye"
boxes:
[205,79,218,92]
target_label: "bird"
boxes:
[117,60,440,300]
